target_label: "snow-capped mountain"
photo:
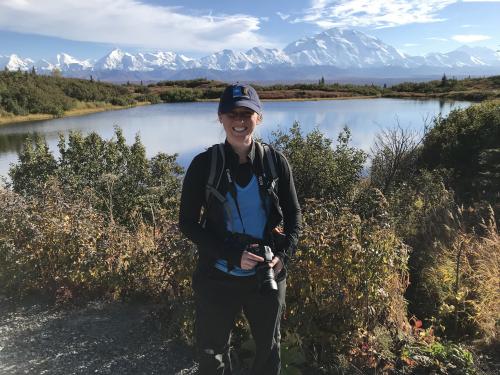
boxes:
[92,49,198,71]
[0,54,34,71]
[244,47,292,66]
[34,59,55,73]
[284,28,407,68]
[198,49,255,70]
[55,53,93,71]
[136,51,197,70]
[94,49,144,71]
[1,28,499,81]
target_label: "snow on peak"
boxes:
[0,54,34,71]
[55,53,92,71]
[284,27,407,68]
[1,28,499,75]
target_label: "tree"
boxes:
[441,73,448,87]
[52,68,62,78]
[370,123,423,195]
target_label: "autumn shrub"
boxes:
[281,195,409,371]
[0,180,194,306]
[416,208,499,343]
[392,175,500,343]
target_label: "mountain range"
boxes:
[1,28,499,82]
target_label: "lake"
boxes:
[0,98,470,178]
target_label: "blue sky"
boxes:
[0,0,499,60]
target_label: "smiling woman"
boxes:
[179,84,301,374]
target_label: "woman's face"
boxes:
[219,107,261,148]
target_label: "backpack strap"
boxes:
[255,142,278,190]
[202,143,234,230]
[205,143,225,203]
[263,144,278,181]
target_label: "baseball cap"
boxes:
[218,84,262,115]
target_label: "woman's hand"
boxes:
[269,257,284,274]
[240,249,264,270]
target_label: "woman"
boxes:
[179,83,301,375]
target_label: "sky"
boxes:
[0,0,499,61]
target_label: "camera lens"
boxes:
[256,263,278,294]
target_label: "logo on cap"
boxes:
[232,85,250,99]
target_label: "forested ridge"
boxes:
[0,70,135,117]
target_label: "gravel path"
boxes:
[0,295,199,375]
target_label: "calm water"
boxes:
[0,98,470,177]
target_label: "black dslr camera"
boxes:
[251,244,278,294]
[228,233,278,294]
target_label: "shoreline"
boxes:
[0,102,151,127]
[199,95,381,102]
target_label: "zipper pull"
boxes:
[226,169,232,184]
[258,175,264,186]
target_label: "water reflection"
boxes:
[0,132,32,154]
[0,98,470,177]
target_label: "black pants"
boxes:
[193,268,286,375]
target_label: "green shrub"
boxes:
[110,96,135,106]
[159,87,202,102]
[136,93,161,104]
[419,101,500,205]
[269,122,367,205]
[9,127,183,228]
[9,134,58,196]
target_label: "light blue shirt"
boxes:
[214,175,267,276]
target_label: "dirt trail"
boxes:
[0,295,198,375]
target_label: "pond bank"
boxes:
[0,102,151,127]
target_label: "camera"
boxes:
[250,244,278,294]
[227,233,278,294]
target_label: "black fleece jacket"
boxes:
[179,141,301,274]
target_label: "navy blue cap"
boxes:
[218,84,262,114]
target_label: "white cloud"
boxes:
[460,24,478,28]
[451,34,492,43]
[426,37,449,41]
[276,11,290,20]
[403,43,419,47]
[293,0,457,28]
[0,0,271,53]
